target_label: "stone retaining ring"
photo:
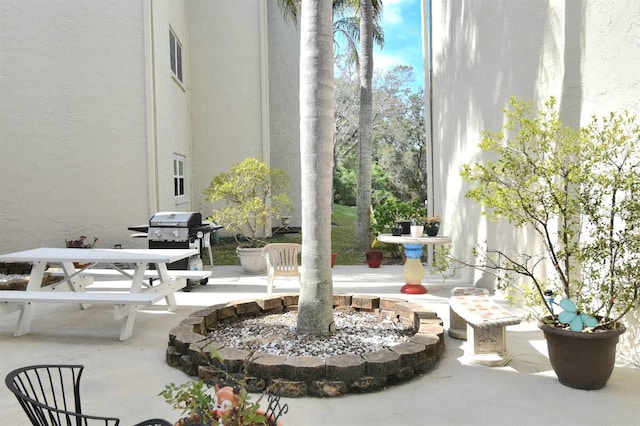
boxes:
[166,293,445,397]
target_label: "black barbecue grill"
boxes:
[128,212,221,290]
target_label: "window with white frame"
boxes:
[173,155,185,198]
[169,28,182,82]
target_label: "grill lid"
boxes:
[149,212,202,228]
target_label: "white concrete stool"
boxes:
[449,286,521,367]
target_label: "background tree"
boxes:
[333,61,426,204]
[296,0,336,335]
[355,0,374,251]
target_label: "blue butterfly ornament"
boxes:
[557,298,598,332]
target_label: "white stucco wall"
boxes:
[429,0,640,363]
[187,0,301,229]
[0,0,150,251]
[0,0,301,252]
[267,2,301,227]
[188,0,267,221]
[149,0,193,213]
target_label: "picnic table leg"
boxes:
[155,263,178,311]
[14,261,47,336]
[116,262,149,341]
[61,262,92,310]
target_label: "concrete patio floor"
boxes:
[1,264,638,426]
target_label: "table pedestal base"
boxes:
[401,245,427,294]
[401,283,427,294]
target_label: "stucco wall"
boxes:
[187,0,301,230]
[267,2,301,227]
[149,0,193,213]
[430,0,640,283]
[0,0,150,251]
[0,0,301,251]
[187,0,266,221]
[430,0,640,363]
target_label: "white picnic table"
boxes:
[0,248,204,341]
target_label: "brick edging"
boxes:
[166,294,444,397]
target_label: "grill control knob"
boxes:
[153,230,163,238]
[172,230,180,238]
[196,230,204,239]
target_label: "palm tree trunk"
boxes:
[297,0,335,335]
[355,0,374,251]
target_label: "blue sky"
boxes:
[374,0,425,89]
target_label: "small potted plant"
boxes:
[418,215,440,237]
[460,97,640,389]
[204,158,292,274]
[65,235,98,268]
[161,348,287,425]
[65,235,98,249]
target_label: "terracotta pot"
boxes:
[365,250,383,268]
[331,252,337,268]
[538,319,626,390]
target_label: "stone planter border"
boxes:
[166,294,444,397]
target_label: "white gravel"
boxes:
[207,310,414,358]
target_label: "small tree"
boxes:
[461,97,640,330]
[204,158,292,248]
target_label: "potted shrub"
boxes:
[65,235,98,268]
[418,215,440,237]
[204,158,292,274]
[65,235,98,249]
[161,349,287,425]
[371,200,428,258]
[461,97,640,389]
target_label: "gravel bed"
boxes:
[208,310,414,358]
[0,273,28,283]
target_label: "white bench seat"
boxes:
[48,268,211,281]
[0,290,163,305]
[449,286,521,367]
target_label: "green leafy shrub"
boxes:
[205,158,292,248]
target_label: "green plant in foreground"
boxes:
[160,348,273,425]
[460,97,640,330]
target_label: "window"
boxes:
[169,28,182,82]
[173,155,185,198]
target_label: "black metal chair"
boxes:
[5,365,173,426]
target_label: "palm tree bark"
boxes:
[355,0,374,251]
[297,0,335,335]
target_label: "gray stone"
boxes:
[283,356,326,381]
[325,354,366,382]
[309,380,348,397]
[362,349,400,377]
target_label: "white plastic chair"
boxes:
[261,243,302,294]
[202,221,216,266]
[203,231,214,266]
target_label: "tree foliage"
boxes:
[461,97,640,327]
[334,59,426,205]
[205,158,291,248]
